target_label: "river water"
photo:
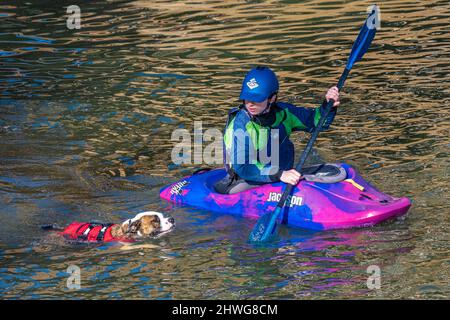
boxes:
[0,0,448,299]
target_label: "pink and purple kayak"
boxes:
[160,163,411,231]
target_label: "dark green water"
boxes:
[0,0,448,299]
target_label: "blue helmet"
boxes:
[239,66,279,103]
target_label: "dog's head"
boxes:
[120,211,175,239]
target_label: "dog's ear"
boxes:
[121,219,141,235]
[128,220,141,234]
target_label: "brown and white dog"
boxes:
[42,211,175,243]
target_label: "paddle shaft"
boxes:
[275,68,350,210]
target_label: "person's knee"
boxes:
[214,175,260,194]
[228,181,257,194]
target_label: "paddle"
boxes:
[249,6,379,243]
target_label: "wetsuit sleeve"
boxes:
[282,101,337,133]
[228,116,282,183]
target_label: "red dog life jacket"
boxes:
[61,222,121,242]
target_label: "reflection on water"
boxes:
[0,0,449,299]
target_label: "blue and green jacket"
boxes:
[223,101,336,183]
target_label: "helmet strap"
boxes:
[261,92,277,114]
[243,92,277,117]
[260,101,271,115]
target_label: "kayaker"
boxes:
[215,66,340,194]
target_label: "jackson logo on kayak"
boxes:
[246,78,259,90]
[170,180,190,195]
[267,192,303,207]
